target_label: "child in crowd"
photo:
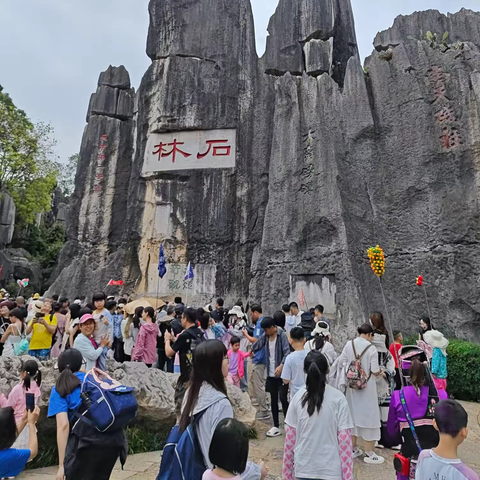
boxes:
[92,292,113,370]
[389,331,403,390]
[0,406,40,479]
[281,327,308,398]
[109,301,125,363]
[6,360,42,449]
[424,330,449,392]
[227,337,250,388]
[203,418,267,480]
[415,399,479,480]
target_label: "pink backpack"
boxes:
[346,341,373,390]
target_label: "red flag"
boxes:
[107,279,123,286]
[298,287,306,307]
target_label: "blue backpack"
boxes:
[75,368,138,432]
[157,407,213,480]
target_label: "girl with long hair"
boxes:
[48,349,127,480]
[1,308,26,357]
[283,351,354,480]
[304,321,338,365]
[175,340,265,480]
[6,360,42,449]
[132,306,160,367]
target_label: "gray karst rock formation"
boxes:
[49,2,480,342]
[0,356,256,430]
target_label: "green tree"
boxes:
[57,153,79,197]
[0,85,59,228]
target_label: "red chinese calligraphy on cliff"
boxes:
[153,139,191,163]
[197,140,231,159]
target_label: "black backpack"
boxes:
[300,312,316,333]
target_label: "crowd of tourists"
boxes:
[0,292,478,480]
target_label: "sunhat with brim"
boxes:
[312,321,330,337]
[228,306,245,318]
[423,330,449,349]
[79,314,95,325]
[32,301,44,314]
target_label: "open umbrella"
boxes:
[124,298,153,315]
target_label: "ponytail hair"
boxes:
[409,358,426,390]
[55,349,83,398]
[22,360,42,391]
[302,351,329,416]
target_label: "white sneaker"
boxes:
[266,427,282,437]
[391,444,401,451]
[375,441,385,449]
[352,447,364,459]
[364,452,385,465]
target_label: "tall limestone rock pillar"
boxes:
[124,0,270,305]
[249,0,367,340]
[48,66,135,296]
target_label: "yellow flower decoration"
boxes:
[368,245,385,277]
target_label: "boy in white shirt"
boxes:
[281,327,308,398]
[415,399,479,480]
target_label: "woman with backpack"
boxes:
[337,323,385,465]
[159,339,266,480]
[48,349,128,480]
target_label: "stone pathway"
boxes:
[18,400,480,480]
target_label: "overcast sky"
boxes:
[0,0,478,163]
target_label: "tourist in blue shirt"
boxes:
[0,405,40,478]
[48,348,128,480]
[243,304,269,420]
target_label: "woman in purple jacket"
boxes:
[387,346,448,480]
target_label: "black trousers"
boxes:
[157,348,174,373]
[113,338,125,363]
[266,377,289,428]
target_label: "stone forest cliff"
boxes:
[48,2,480,343]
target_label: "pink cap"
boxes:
[79,314,94,324]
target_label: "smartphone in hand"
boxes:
[26,393,35,412]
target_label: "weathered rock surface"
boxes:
[374,8,480,50]
[50,3,480,343]
[0,356,256,429]
[0,192,15,246]
[0,248,42,292]
[47,64,135,298]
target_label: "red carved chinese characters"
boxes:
[429,66,462,150]
[94,134,107,193]
[197,140,231,159]
[153,140,191,163]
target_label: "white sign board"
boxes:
[143,129,236,174]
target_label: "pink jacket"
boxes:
[227,349,250,377]
[7,381,41,423]
[132,322,159,365]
